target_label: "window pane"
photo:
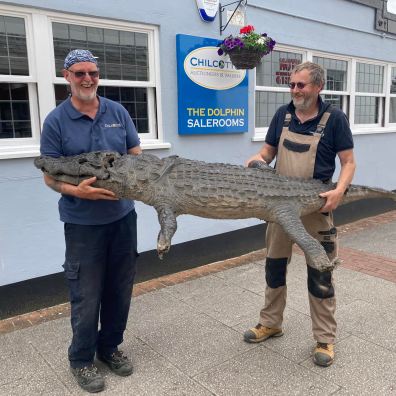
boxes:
[313,56,347,91]
[391,67,396,93]
[355,62,384,93]
[0,16,29,75]
[354,96,379,124]
[390,98,396,123]
[53,22,149,81]
[255,91,290,127]
[0,83,32,138]
[320,94,345,110]
[54,84,150,133]
[256,50,302,87]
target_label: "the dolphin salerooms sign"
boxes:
[176,34,248,135]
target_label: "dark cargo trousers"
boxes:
[63,210,138,369]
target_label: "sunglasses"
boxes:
[288,81,313,89]
[68,70,99,78]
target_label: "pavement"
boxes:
[1,210,396,395]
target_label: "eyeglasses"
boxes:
[288,81,313,89]
[68,70,99,79]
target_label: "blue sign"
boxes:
[176,34,248,135]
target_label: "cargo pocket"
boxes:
[62,260,82,304]
[318,227,338,259]
[62,260,80,280]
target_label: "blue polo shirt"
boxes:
[265,97,354,181]
[40,96,141,225]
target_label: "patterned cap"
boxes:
[64,49,98,69]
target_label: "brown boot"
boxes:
[243,324,283,343]
[313,342,334,367]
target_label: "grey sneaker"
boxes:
[97,350,133,377]
[70,364,104,393]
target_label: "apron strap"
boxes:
[314,106,333,136]
[283,112,292,127]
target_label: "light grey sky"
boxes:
[388,0,396,14]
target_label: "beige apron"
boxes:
[259,110,337,344]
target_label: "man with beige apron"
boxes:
[244,62,356,367]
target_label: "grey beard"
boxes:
[293,97,312,111]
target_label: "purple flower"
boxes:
[218,48,224,56]
[262,33,267,37]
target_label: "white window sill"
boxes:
[251,127,396,141]
[352,127,396,135]
[0,145,40,160]
[141,140,172,150]
[0,140,172,160]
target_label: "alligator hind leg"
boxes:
[155,205,178,259]
[273,206,334,272]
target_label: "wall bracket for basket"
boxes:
[219,0,247,35]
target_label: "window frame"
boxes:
[0,8,41,159]
[0,4,168,159]
[254,44,396,140]
[253,44,306,141]
[386,65,396,127]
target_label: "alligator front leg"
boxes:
[155,205,178,259]
[273,205,334,272]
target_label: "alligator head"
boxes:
[34,151,121,183]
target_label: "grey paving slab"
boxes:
[137,311,255,377]
[301,335,396,394]
[194,344,340,396]
[336,299,396,352]
[127,289,196,337]
[99,356,213,396]
[0,371,70,396]
[340,222,396,259]
[213,262,267,294]
[0,330,70,395]
[163,274,265,327]
[335,272,396,312]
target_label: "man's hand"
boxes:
[319,148,356,213]
[75,177,118,200]
[319,189,344,212]
[245,143,277,167]
[245,153,266,167]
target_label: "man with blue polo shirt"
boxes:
[40,49,142,393]
[244,62,356,367]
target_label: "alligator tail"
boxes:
[343,184,396,205]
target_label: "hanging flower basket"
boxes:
[227,47,265,70]
[218,25,276,70]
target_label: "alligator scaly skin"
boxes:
[34,151,396,272]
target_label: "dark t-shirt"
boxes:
[265,97,354,181]
[40,96,141,225]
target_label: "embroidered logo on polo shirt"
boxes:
[104,123,122,128]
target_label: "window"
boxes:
[354,62,384,126]
[0,13,40,158]
[254,49,303,137]
[314,55,348,113]
[389,67,396,124]
[0,5,164,159]
[51,22,157,139]
[254,46,395,138]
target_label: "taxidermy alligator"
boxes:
[34,151,396,272]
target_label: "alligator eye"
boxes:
[78,158,87,164]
